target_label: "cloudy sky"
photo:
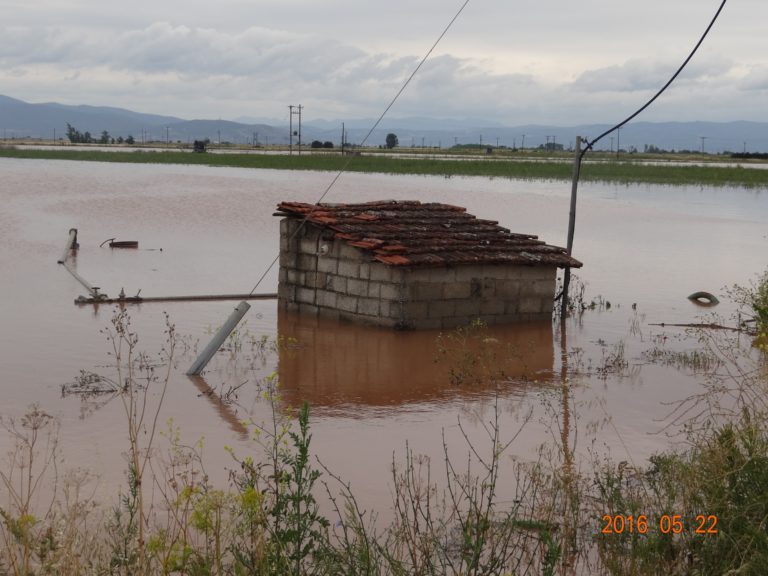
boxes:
[2,0,765,125]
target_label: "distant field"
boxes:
[2,146,768,188]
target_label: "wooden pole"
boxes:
[561,136,583,318]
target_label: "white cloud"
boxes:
[0,0,766,124]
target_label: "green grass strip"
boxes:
[2,148,768,188]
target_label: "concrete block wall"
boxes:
[279,220,407,328]
[278,219,558,330]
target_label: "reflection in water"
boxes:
[276,310,555,412]
[187,375,249,438]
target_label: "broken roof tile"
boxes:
[275,200,582,269]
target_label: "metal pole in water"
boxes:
[57,228,79,264]
[186,301,251,375]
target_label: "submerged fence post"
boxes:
[57,228,79,264]
[186,301,251,375]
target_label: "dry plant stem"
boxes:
[109,309,176,575]
[0,408,59,576]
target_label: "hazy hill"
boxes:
[2,94,767,153]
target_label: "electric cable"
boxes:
[584,0,727,154]
[247,0,472,296]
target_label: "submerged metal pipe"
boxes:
[57,228,79,264]
[186,301,251,375]
[75,292,277,305]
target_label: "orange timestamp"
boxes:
[601,514,718,535]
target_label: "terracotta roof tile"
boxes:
[275,200,582,269]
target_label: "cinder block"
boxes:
[480,299,505,315]
[428,300,455,318]
[317,256,338,274]
[346,278,368,296]
[296,287,316,305]
[338,243,361,261]
[442,281,472,300]
[357,297,381,317]
[300,238,318,254]
[370,265,396,283]
[338,259,360,279]
[428,267,456,283]
[403,301,428,319]
[454,300,481,317]
[278,268,287,283]
[519,296,543,314]
[504,299,520,315]
[367,283,381,299]
[287,269,304,285]
[307,272,327,289]
[455,265,484,282]
[298,254,317,272]
[495,280,521,299]
[298,303,319,316]
[277,283,293,302]
[379,282,403,301]
[410,282,443,301]
[359,263,371,280]
[316,290,337,309]
[279,252,298,269]
[328,275,347,294]
[337,294,359,313]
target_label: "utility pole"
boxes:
[289,105,303,155]
[700,136,707,154]
[521,134,526,150]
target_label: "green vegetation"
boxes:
[2,146,768,187]
[2,273,768,574]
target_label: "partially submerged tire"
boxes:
[688,291,719,306]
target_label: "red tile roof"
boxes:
[275,200,582,268]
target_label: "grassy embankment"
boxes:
[2,146,768,187]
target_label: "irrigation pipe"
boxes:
[560,0,728,317]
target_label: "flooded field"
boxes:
[0,157,766,510]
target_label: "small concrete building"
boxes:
[275,200,582,330]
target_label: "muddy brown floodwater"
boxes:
[0,157,766,511]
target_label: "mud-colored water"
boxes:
[0,157,766,508]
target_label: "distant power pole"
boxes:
[700,136,708,154]
[289,105,303,155]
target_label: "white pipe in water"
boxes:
[186,301,251,375]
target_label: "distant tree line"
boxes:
[66,123,134,145]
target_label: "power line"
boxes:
[247,0,472,296]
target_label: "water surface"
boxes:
[0,157,765,506]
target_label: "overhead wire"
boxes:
[560,0,728,315]
[583,0,728,155]
[248,0,472,296]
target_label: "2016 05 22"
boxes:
[601,514,718,535]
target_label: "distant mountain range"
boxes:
[2,94,767,153]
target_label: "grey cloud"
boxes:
[571,56,734,94]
